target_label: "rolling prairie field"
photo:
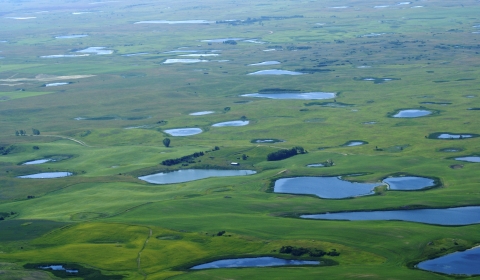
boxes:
[0,0,480,279]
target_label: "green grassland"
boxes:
[1,0,480,279]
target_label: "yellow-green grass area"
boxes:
[0,222,384,280]
[0,64,45,73]
[0,91,54,101]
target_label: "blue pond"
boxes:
[164,128,202,136]
[393,109,432,118]
[138,169,256,184]
[241,92,335,100]
[247,70,304,75]
[301,206,480,226]
[417,246,480,276]
[248,61,281,66]
[455,156,480,163]
[383,176,435,190]
[343,141,367,147]
[273,177,382,199]
[189,111,214,116]
[39,265,78,273]
[17,172,72,179]
[191,257,319,270]
[212,120,249,127]
[437,134,473,139]
[23,159,52,165]
[307,164,325,167]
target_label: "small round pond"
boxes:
[241,92,335,100]
[212,120,249,127]
[77,47,113,55]
[55,35,88,39]
[22,159,52,165]
[307,163,325,167]
[393,109,432,118]
[138,169,256,184]
[164,128,202,136]
[273,177,382,199]
[300,206,480,226]
[342,141,367,147]
[190,257,319,270]
[455,156,480,163]
[45,82,70,87]
[382,176,436,190]
[135,20,214,24]
[248,61,281,66]
[164,59,208,64]
[17,172,72,179]
[417,246,480,276]
[189,111,214,116]
[247,70,304,76]
[436,133,474,139]
[251,139,284,143]
[39,265,78,274]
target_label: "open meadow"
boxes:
[1,0,480,279]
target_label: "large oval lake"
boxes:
[300,206,480,225]
[138,169,256,184]
[417,246,480,276]
[273,177,382,199]
[241,92,335,100]
[190,257,319,269]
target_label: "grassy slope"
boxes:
[0,0,480,279]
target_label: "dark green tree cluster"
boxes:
[32,128,40,135]
[15,130,27,136]
[267,146,305,161]
[279,246,339,257]
[162,151,205,166]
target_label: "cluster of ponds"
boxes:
[273,176,435,199]
[190,257,319,270]
[138,169,256,184]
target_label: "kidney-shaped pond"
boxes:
[139,169,256,184]
[17,172,72,179]
[164,128,202,136]
[191,257,319,270]
[383,176,436,190]
[274,177,382,199]
[417,246,480,276]
[241,92,335,100]
[301,206,480,226]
